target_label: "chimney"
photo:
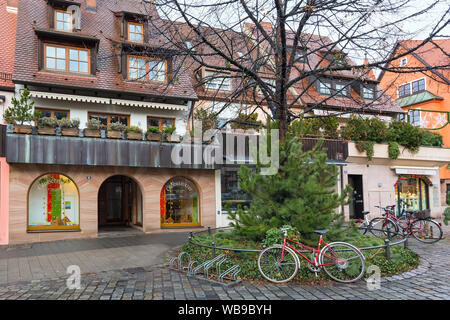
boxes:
[86,0,97,11]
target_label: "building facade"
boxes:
[378,39,450,206]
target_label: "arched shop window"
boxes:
[394,175,431,213]
[28,174,80,231]
[160,177,200,227]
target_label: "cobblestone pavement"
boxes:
[0,236,448,300]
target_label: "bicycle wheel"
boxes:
[258,245,299,283]
[319,242,365,283]
[411,219,442,244]
[368,217,398,239]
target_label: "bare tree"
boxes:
[137,0,449,142]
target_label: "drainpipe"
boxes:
[340,164,345,215]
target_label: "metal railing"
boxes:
[188,226,409,260]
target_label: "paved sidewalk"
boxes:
[0,230,188,284]
[0,236,448,300]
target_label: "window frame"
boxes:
[400,57,408,66]
[362,85,376,100]
[147,117,175,131]
[127,21,144,43]
[44,43,91,75]
[397,77,427,98]
[127,55,167,83]
[88,112,130,128]
[318,80,332,95]
[35,108,70,120]
[411,78,426,94]
[204,69,232,92]
[54,9,73,32]
[408,109,421,127]
[287,47,307,63]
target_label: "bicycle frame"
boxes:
[279,235,345,267]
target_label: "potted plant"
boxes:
[84,118,104,138]
[37,116,58,135]
[58,118,80,136]
[107,122,127,139]
[146,126,162,141]
[162,126,179,142]
[2,89,38,134]
[126,126,143,140]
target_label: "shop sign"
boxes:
[395,168,436,176]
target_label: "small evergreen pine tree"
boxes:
[228,133,352,245]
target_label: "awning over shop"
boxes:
[29,91,110,104]
[111,99,188,111]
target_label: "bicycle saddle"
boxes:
[314,229,329,235]
[362,211,370,215]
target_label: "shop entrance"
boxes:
[348,174,364,219]
[98,175,143,228]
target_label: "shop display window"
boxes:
[394,175,430,214]
[160,177,200,227]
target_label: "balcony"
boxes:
[347,141,450,167]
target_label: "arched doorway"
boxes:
[98,175,143,228]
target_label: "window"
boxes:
[204,70,231,91]
[35,108,69,120]
[319,81,331,95]
[412,78,425,93]
[398,83,411,97]
[258,78,276,94]
[28,174,80,231]
[184,41,195,52]
[88,112,129,128]
[287,47,307,63]
[55,9,72,32]
[400,57,407,66]
[160,177,200,227]
[128,22,144,43]
[44,44,90,74]
[221,168,251,211]
[362,86,375,100]
[335,83,348,97]
[408,109,421,127]
[147,117,175,131]
[127,56,166,82]
[397,113,406,121]
[395,176,430,213]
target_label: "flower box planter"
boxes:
[146,132,162,142]
[61,128,79,137]
[13,124,33,134]
[37,127,56,135]
[163,134,180,143]
[84,129,101,138]
[127,132,143,140]
[107,130,123,139]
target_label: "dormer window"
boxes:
[127,56,166,82]
[204,70,231,91]
[44,44,90,74]
[55,10,72,32]
[128,22,144,43]
[362,86,376,100]
[287,47,307,63]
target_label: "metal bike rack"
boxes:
[168,251,241,287]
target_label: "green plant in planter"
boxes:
[421,130,443,147]
[386,120,423,152]
[2,89,37,125]
[231,113,263,130]
[147,126,161,134]
[58,118,80,129]
[37,117,58,128]
[86,118,104,130]
[127,125,143,133]
[109,122,127,132]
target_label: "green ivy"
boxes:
[355,140,374,160]
[388,141,400,159]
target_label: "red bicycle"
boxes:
[369,202,443,244]
[258,228,365,283]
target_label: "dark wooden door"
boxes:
[349,175,364,219]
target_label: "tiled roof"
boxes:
[13,0,197,101]
[0,0,17,89]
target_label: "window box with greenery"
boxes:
[37,117,58,135]
[126,126,143,140]
[231,113,263,130]
[84,118,104,138]
[59,118,80,136]
[146,126,162,141]
[162,127,178,142]
[107,122,127,139]
[2,89,39,134]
